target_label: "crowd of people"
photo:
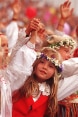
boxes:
[0,0,78,117]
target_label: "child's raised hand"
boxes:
[26,18,40,36]
[60,0,73,20]
[37,22,46,39]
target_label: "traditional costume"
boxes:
[1,30,78,117]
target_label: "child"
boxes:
[0,33,9,69]
[45,34,78,117]
[0,33,11,117]
[12,47,62,117]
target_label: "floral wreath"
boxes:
[36,52,62,73]
[48,36,76,50]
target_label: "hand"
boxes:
[37,22,46,40]
[26,18,40,35]
[60,0,73,20]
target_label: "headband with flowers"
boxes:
[36,52,62,73]
[47,35,76,50]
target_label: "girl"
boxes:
[12,47,62,117]
[45,34,78,117]
[0,33,9,68]
[0,33,11,117]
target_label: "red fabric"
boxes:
[56,94,78,117]
[12,95,49,117]
[73,48,78,57]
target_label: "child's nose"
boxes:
[43,63,48,69]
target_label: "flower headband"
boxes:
[36,52,62,73]
[47,35,76,50]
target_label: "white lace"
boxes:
[33,82,50,102]
[26,41,35,49]
[38,82,50,96]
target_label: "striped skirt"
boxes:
[56,94,78,117]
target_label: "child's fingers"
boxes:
[66,1,71,7]
[62,1,71,8]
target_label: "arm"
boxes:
[5,21,19,53]
[4,18,41,92]
[62,58,78,77]
[58,74,78,101]
[5,45,37,92]
[10,18,40,61]
[57,0,73,31]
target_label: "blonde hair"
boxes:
[46,34,76,51]
[13,47,62,116]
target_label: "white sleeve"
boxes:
[57,74,78,101]
[4,45,36,92]
[9,28,30,61]
[55,30,65,36]
[6,21,19,52]
[0,76,12,117]
[62,58,78,77]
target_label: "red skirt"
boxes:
[55,94,78,117]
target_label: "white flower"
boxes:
[55,60,59,66]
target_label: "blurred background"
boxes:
[0,0,78,38]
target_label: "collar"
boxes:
[38,82,50,96]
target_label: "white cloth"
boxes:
[33,82,50,102]
[5,28,78,96]
[0,73,12,117]
[5,21,19,54]
[57,57,78,101]
[4,28,36,91]
[62,58,78,77]
[1,28,78,117]
[57,74,78,101]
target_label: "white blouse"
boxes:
[1,29,78,117]
[5,21,19,54]
[5,28,78,98]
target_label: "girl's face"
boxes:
[58,46,71,60]
[1,37,8,56]
[35,58,55,82]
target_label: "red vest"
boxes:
[12,95,49,117]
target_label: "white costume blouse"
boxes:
[5,28,78,98]
[1,29,78,117]
[5,21,19,54]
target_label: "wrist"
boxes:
[26,30,30,36]
[60,17,66,23]
[58,18,65,27]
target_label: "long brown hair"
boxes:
[13,48,62,117]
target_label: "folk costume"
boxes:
[0,30,78,117]
[12,82,50,117]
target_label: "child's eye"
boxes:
[49,63,54,68]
